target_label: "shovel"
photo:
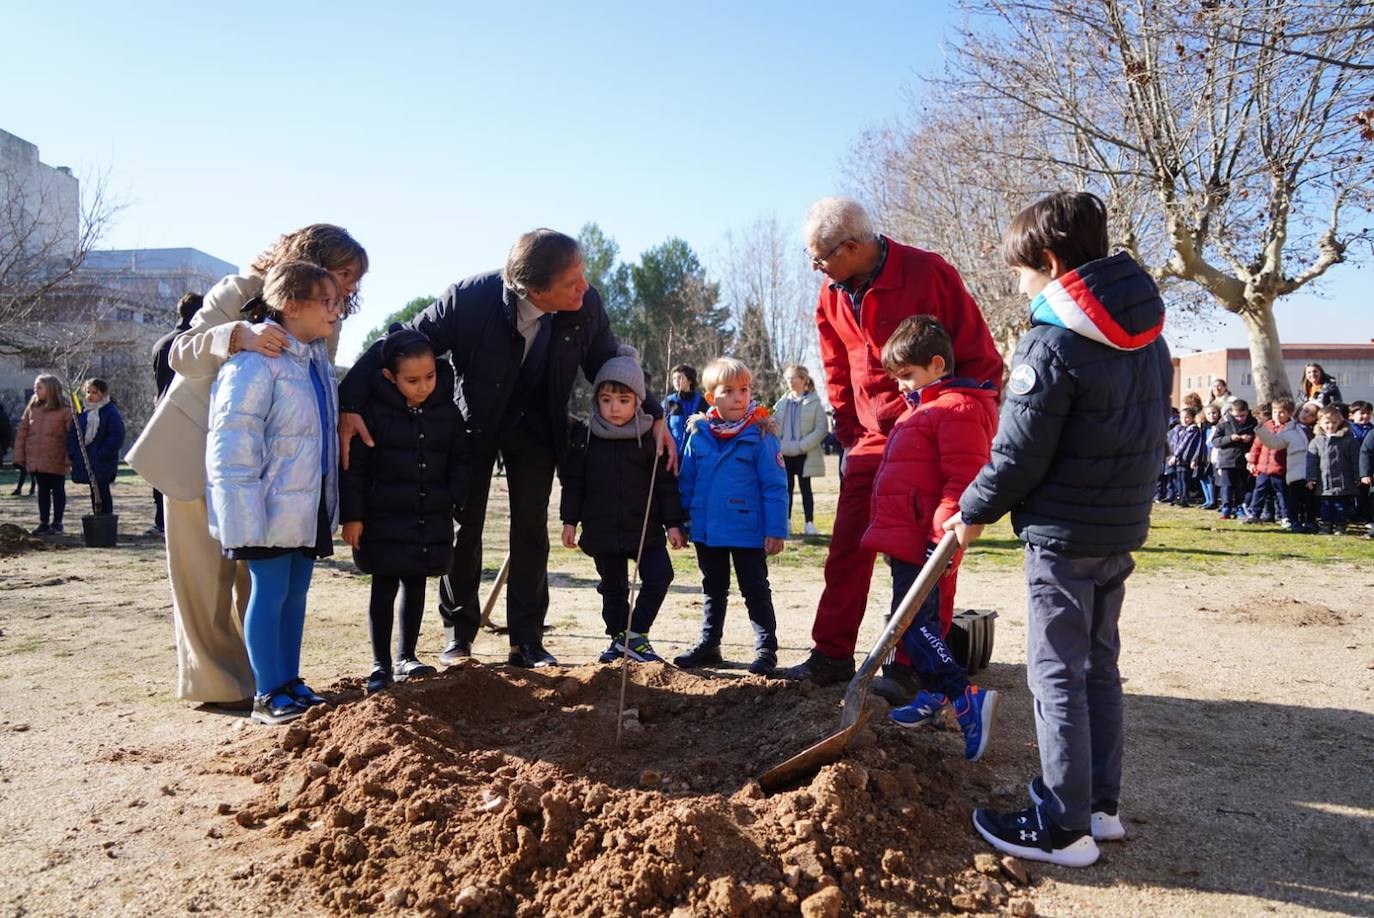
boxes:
[759,531,959,792]
[478,553,512,631]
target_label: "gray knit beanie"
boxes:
[593,345,647,402]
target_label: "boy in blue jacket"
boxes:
[674,357,788,675]
[948,192,1172,868]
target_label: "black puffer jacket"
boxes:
[558,421,684,556]
[960,253,1173,557]
[339,361,470,576]
[339,271,660,461]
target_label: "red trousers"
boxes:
[812,441,957,660]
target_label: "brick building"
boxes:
[1172,343,1374,407]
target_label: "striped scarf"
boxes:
[703,402,769,439]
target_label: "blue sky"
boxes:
[3,0,1368,362]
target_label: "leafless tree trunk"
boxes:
[933,0,1374,403]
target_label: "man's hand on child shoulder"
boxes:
[764,536,785,556]
[667,527,687,549]
[943,514,984,549]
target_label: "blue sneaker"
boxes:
[599,632,625,664]
[890,690,948,728]
[952,685,999,762]
[605,631,663,663]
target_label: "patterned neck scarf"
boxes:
[704,402,769,439]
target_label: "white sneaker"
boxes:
[1029,776,1126,841]
[803,522,819,535]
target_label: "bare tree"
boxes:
[0,162,118,358]
[720,214,818,396]
[936,0,1374,402]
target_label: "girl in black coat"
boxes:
[341,330,470,692]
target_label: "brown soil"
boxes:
[221,663,1026,916]
[1202,592,1359,628]
[0,521,54,557]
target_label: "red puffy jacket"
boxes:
[817,238,1003,459]
[862,378,999,630]
[1247,419,1288,476]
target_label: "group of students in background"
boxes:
[1161,370,1374,537]
[3,376,127,534]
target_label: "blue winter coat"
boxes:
[960,252,1173,557]
[68,402,126,484]
[678,417,788,548]
[206,326,339,550]
[664,390,707,455]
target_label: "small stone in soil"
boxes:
[1001,856,1029,885]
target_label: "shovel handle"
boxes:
[478,553,512,629]
[840,531,959,729]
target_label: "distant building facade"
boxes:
[1172,343,1374,408]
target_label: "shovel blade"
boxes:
[758,715,867,793]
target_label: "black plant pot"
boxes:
[82,513,118,548]
[946,608,997,675]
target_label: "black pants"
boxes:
[153,489,164,530]
[784,454,814,523]
[34,472,66,525]
[13,466,35,494]
[93,479,113,516]
[593,546,673,636]
[694,543,777,652]
[439,417,554,647]
[369,574,426,667]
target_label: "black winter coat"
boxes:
[558,421,684,556]
[1210,415,1258,469]
[960,253,1173,557]
[339,271,661,462]
[339,362,470,577]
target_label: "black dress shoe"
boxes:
[284,678,328,706]
[507,642,558,668]
[251,691,308,725]
[438,639,472,667]
[780,649,857,686]
[366,668,394,695]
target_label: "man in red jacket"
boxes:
[782,197,1003,697]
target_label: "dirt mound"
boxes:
[1205,594,1357,628]
[216,663,1034,915]
[0,522,50,557]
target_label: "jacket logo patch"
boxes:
[775,451,785,468]
[1008,364,1037,396]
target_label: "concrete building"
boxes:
[1172,343,1374,408]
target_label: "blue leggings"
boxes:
[244,552,315,699]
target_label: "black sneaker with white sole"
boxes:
[971,805,1100,868]
[1028,775,1126,841]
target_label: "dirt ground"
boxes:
[1,464,1371,917]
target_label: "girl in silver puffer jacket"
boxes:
[206,261,341,726]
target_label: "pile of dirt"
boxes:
[214,663,1036,916]
[1205,593,1357,628]
[0,522,51,558]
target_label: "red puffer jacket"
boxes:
[1247,419,1288,476]
[862,378,999,630]
[816,238,1003,459]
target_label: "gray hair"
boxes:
[803,196,874,250]
[503,229,582,295]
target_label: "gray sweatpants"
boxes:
[1024,543,1135,832]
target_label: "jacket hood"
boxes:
[1028,252,1165,351]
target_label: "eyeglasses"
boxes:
[808,239,851,270]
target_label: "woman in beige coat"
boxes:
[127,225,368,704]
[772,365,828,536]
[14,374,73,535]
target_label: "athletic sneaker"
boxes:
[803,522,819,536]
[1028,775,1127,841]
[890,690,949,728]
[952,685,999,762]
[673,642,723,668]
[605,631,663,663]
[971,806,1100,867]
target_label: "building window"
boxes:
[115,307,134,322]
[1242,372,1252,386]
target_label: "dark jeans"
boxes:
[784,454,814,523]
[1288,483,1317,530]
[93,478,113,516]
[369,574,426,666]
[34,472,66,525]
[890,553,968,700]
[693,543,777,652]
[1171,466,1195,504]
[1248,473,1287,521]
[1319,496,1353,528]
[1217,467,1247,513]
[593,546,673,637]
[153,488,164,530]
[439,417,554,648]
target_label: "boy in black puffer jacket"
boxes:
[1210,399,1258,520]
[949,192,1172,869]
[341,329,470,693]
[559,346,686,664]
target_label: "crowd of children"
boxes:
[1159,389,1374,538]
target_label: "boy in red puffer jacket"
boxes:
[860,315,1000,761]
